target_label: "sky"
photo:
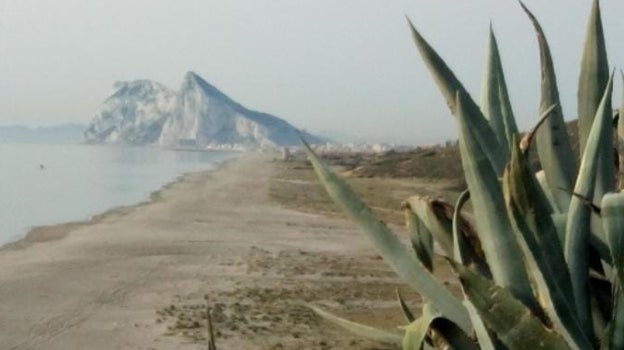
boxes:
[0,0,622,145]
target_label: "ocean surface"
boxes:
[0,143,236,245]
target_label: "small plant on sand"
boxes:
[303,1,624,349]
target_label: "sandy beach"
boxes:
[0,153,417,350]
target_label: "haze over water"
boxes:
[0,144,235,245]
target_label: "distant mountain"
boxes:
[84,72,323,149]
[0,124,86,144]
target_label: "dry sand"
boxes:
[0,153,416,350]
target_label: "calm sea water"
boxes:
[0,144,236,245]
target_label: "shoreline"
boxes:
[1,152,242,252]
[0,152,405,350]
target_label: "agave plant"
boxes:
[303,1,624,349]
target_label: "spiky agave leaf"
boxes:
[402,303,439,350]
[407,19,506,176]
[452,190,472,265]
[396,289,416,323]
[579,0,614,248]
[456,90,538,313]
[551,212,568,246]
[565,72,614,337]
[481,24,519,158]
[404,196,488,272]
[461,298,500,350]
[535,170,560,215]
[300,138,472,331]
[403,304,479,350]
[445,191,491,278]
[403,196,455,258]
[404,207,434,271]
[578,0,610,159]
[519,103,558,157]
[520,2,577,212]
[450,260,573,350]
[453,190,499,350]
[310,306,403,346]
[602,192,624,284]
[503,137,591,349]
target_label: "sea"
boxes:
[0,143,236,245]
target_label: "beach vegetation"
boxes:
[303,1,624,349]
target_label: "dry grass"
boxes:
[269,151,464,227]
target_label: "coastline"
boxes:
[0,152,405,350]
[1,152,242,252]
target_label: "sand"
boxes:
[0,153,412,350]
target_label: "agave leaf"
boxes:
[403,304,479,350]
[519,103,558,156]
[301,139,471,331]
[402,303,439,350]
[481,24,519,157]
[464,301,500,350]
[618,71,624,189]
[565,72,614,336]
[602,192,624,283]
[407,19,506,175]
[520,2,577,212]
[310,305,402,346]
[404,196,456,258]
[604,284,624,350]
[592,268,614,307]
[452,191,499,350]
[536,170,559,214]
[579,0,614,247]
[429,317,480,350]
[551,212,568,246]
[591,205,609,254]
[456,90,537,312]
[589,281,609,341]
[397,288,417,323]
[568,191,603,216]
[404,207,434,271]
[450,260,573,350]
[554,196,611,265]
[591,232,614,266]
[451,190,491,278]
[578,0,610,159]
[452,190,471,264]
[503,139,592,349]
[518,105,559,216]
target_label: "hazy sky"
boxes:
[0,0,622,145]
